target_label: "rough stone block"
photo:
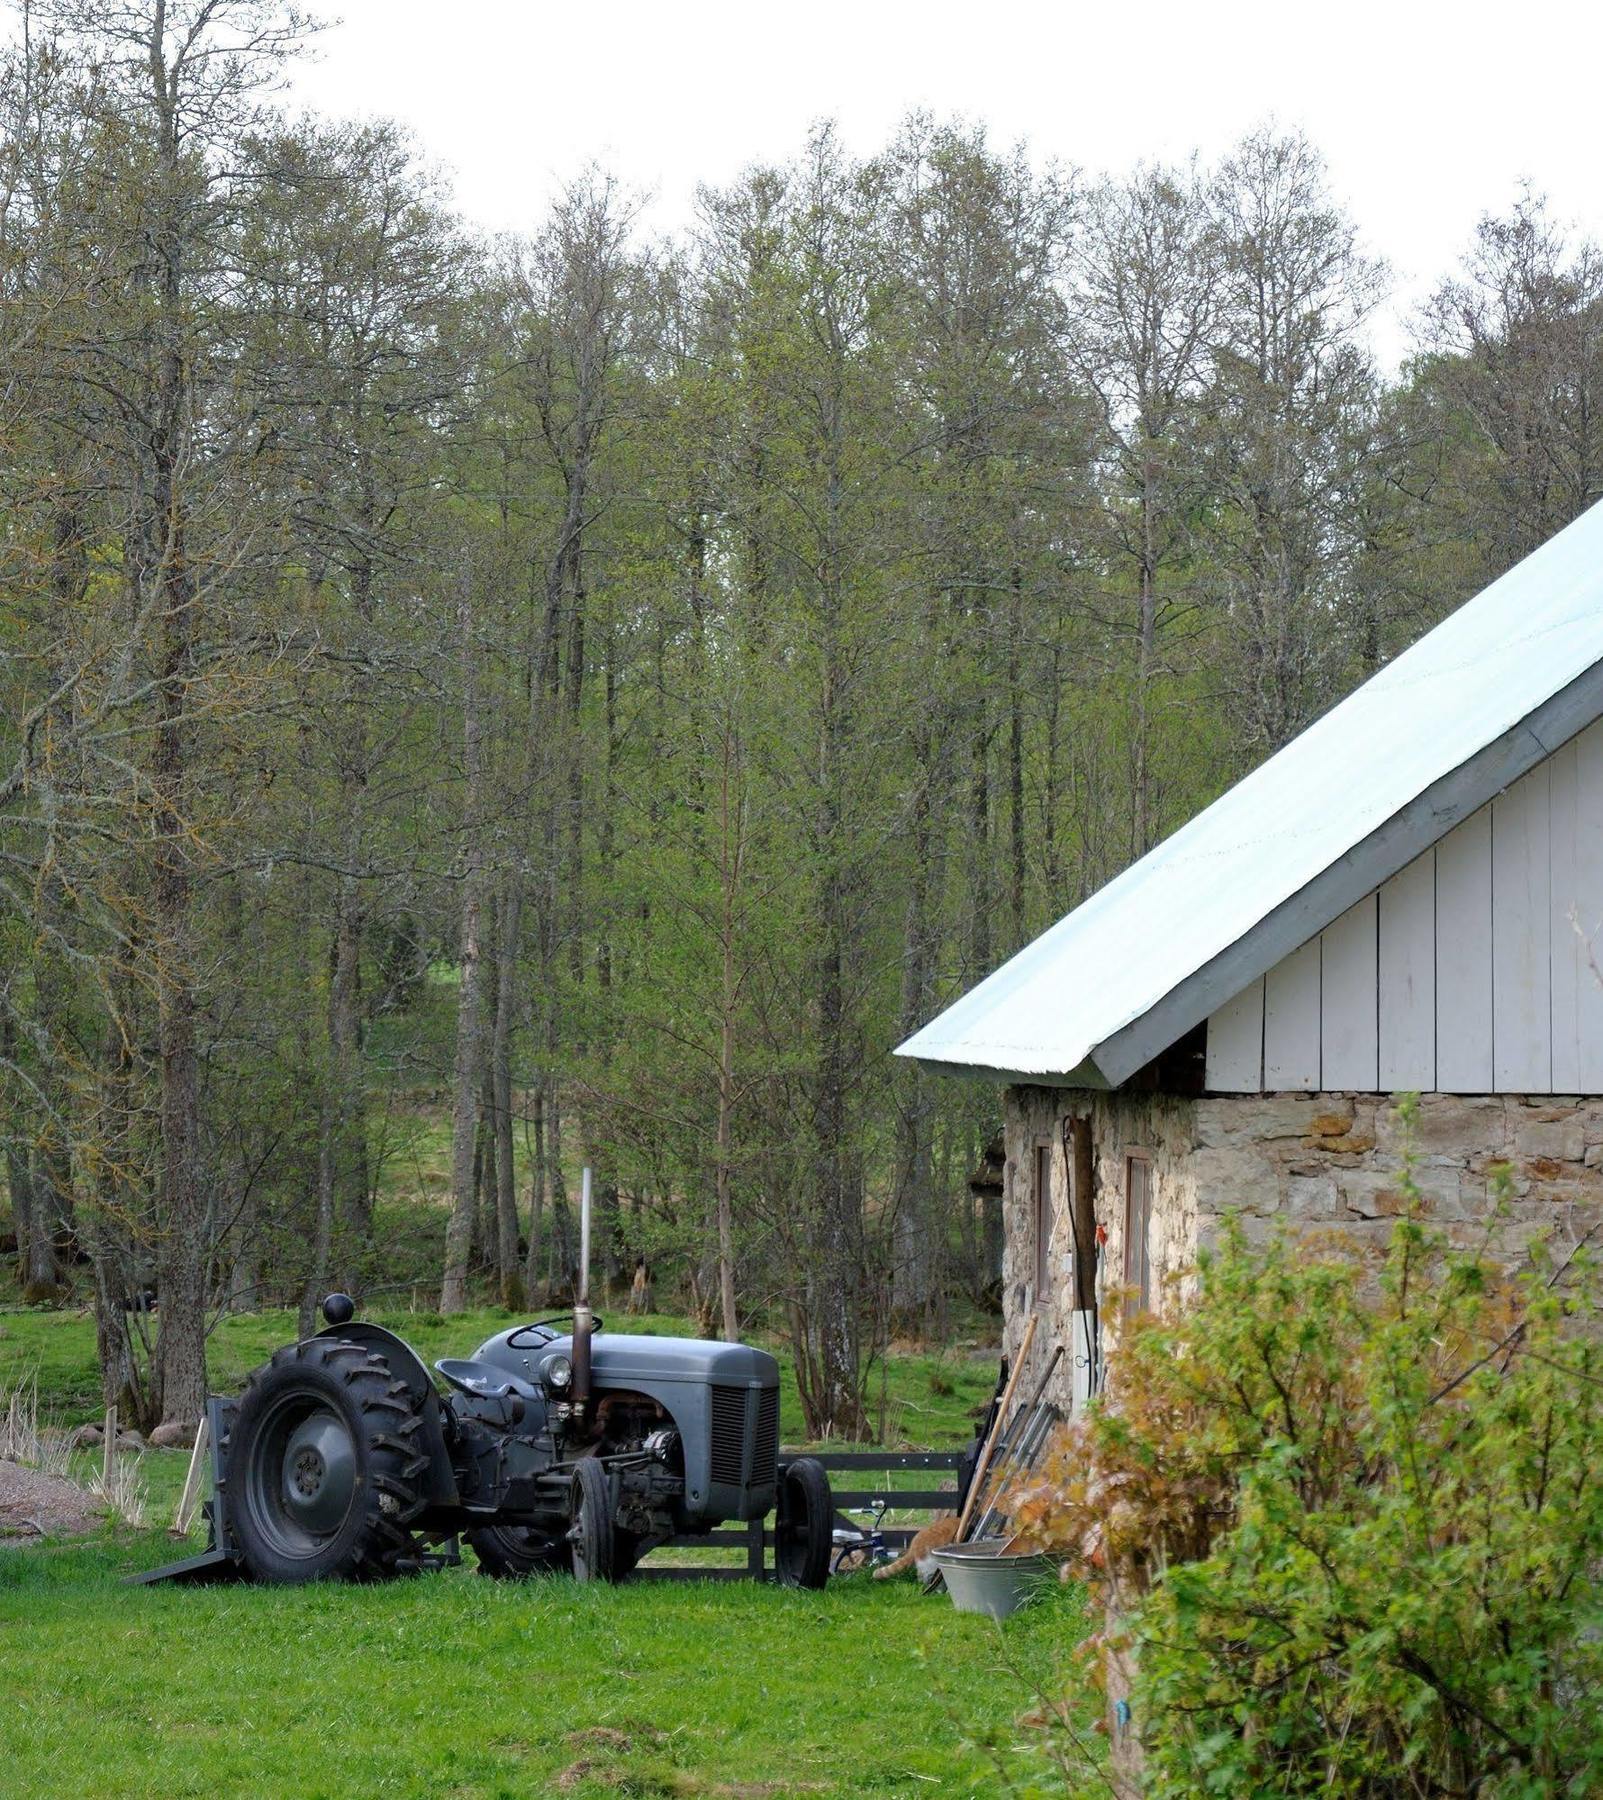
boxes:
[1190,1146,1280,1215]
[1516,1168,1603,1207]
[1315,1131,1377,1155]
[1468,1151,1518,1179]
[1376,1094,1507,1157]
[1500,1198,1603,1241]
[1285,1171,1338,1220]
[1195,1096,1328,1148]
[1514,1117,1585,1163]
[1337,1169,1414,1219]
[1308,1110,1354,1138]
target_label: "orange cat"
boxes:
[872,1514,959,1580]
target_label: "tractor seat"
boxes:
[434,1358,517,1399]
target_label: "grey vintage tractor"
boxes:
[143,1184,833,1588]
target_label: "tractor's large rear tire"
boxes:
[774,1456,832,1589]
[467,1525,571,1578]
[228,1337,430,1583]
[568,1457,616,1583]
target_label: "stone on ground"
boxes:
[0,1458,101,1542]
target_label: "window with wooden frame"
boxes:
[1033,1142,1055,1308]
[1123,1152,1152,1320]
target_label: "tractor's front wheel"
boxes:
[228,1337,429,1583]
[567,1457,616,1582]
[467,1524,571,1578]
[774,1456,832,1589]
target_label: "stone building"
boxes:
[897,502,1603,1398]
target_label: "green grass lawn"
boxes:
[3,1524,1084,1798]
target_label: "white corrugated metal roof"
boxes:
[897,498,1603,1084]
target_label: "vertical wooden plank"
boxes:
[1550,739,1581,1091]
[1320,894,1378,1089]
[1263,937,1321,1091]
[1552,721,1603,1090]
[1379,850,1436,1090]
[1436,807,1493,1092]
[1574,721,1603,1088]
[1492,760,1552,1091]
[1205,977,1264,1091]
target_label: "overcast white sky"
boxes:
[287,0,1603,367]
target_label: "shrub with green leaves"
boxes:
[1013,1171,1603,1796]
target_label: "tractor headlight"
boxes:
[545,1354,573,1393]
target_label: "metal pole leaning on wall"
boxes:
[922,1313,1040,1593]
[967,1344,1065,1541]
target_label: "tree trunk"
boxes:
[15,1152,57,1297]
[491,880,524,1309]
[331,875,369,1292]
[473,1071,495,1265]
[805,386,867,1442]
[523,1077,546,1303]
[337,528,376,1281]
[90,1245,142,1421]
[714,712,742,1343]
[145,28,208,1433]
[298,1096,337,1339]
[151,534,208,1427]
[1007,563,1026,953]
[968,720,992,978]
[1133,451,1160,856]
[714,1024,739,1345]
[546,1083,572,1298]
[892,714,942,1333]
[442,571,487,1314]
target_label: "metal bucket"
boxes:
[931,1538,1056,1621]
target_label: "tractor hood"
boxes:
[470,1327,779,1394]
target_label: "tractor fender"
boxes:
[314,1320,460,1508]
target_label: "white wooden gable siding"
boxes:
[1204,721,1603,1094]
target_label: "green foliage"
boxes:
[1016,1189,1603,1797]
[9,3,1603,1441]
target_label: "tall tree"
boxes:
[1204,128,1385,756]
[1070,161,1218,856]
[1421,188,1603,565]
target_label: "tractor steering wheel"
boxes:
[507,1313,604,1349]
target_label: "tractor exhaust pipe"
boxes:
[572,1166,593,1417]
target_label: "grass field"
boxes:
[2,1302,1086,1798]
[3,1533,1083,1798]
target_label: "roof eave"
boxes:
[892,1047,1113,1090]
[1090,657,1603,1089]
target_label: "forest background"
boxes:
[5,0,1595,1439]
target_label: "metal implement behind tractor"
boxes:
[141,1173,833,1588]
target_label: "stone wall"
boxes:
[1002,1084,1201,1405]
[1001,1086,1603,1392]
[1190,1091,1603,1262]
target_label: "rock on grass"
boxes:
[0,1458,101,1542]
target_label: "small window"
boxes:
[1033,1142,1055,1307]
[1123,1153,1152,1320]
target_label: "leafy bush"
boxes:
[1011,1175,1603,1796]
